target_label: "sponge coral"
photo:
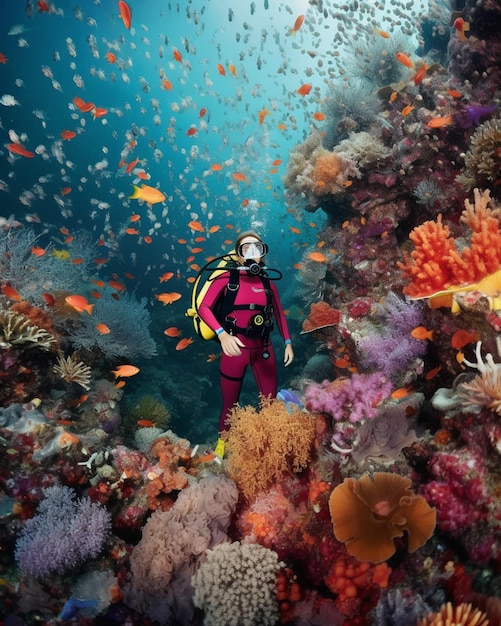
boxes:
[192,541,283,626]
[329,472,436,563]
[225,396,315,501]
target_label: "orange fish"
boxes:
[106,51,116,64]
[289,14,305,35]
[451,329,479,350]
[114,380,126,388]
[125,228,139,235]
[412,62,428,85]
[155,292,182,305]
[308,251,328,263]
[374,28,390,38]
[65,294,93,315]
[425,365,442,380]
[173,48,183,62]
[453,17,470,41]
[136,170,150,180]
[159,272,174,282]
[61,130,76,140]
[290,226,301,234]
[31,246,46,256]
[130,214,141,222]
[143,235,153,244]
[312,112,326,121]
[208,225,220,234]
[164,326,182,337]
[7,143,35,158]
[118,0,131,29]
[96,323,111,334]
[91,279,106,288]
[297,83,312,97]
[188,220,205,233]
[206,353,218,363]
[401,104,415,116]
[258,107,270,125]
[73,96,95,113]
[447,89,462,99]
[216,63,226,76]
[190,247,203,254]
[395,52,414,68]
[228,63,237,77]
[161,78,173,91]
[232,172,249,184]
[175,337,194,350]
[71,257,84,265]
[427,114,453,128]
[137,419,156,428]
[111,364,139,378]
[1,285,22,301]
[125,158,140,174]
[92,107,108,119]
[410,326,434,341]
[391,386,413,400]
[210,163,224,171]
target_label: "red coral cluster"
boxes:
[302,301,341,333]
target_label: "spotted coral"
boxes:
[457,116,501,190]
[225,396,315,501]
[329,472,436,563]
[418,602,489,626]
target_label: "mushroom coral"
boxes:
[329,472,436,563]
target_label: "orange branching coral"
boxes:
[329,472,436,563]
[225,396,316,501]
[301,301,341,333]
[398,189,501,298]
[418,602,490,626]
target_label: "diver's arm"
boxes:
[270,282,294,366]
[197,273,228,331]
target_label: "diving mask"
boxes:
[238,241,268,260]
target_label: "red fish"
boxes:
[1,285,22,301]
[7,143,34,158]
[289,14,305,35]
[175,337,194,351]
[164,326,182,337]
[451,329,479,350]
[118,0,131,29]
[297,83,312,97]
[61,130,76,140]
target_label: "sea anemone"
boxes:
[329,472,436,563]
[417,602,489,626]
[457,117,501,190]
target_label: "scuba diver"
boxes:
[198,231,294,457]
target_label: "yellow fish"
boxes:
[128,183,166,206]
[51,248,71,260]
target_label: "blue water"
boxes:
[0,0,429,440]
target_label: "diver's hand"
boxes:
[284,343,294,367]
[219,331,246,356]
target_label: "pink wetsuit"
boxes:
[198,269,291,432]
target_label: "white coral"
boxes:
[192,541,283,626]
[0,310,57,351]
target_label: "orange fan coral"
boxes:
[225,396,315,501]
[329,472,436,563]
[418,602,490,626]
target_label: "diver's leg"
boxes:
[250,343,277,399]
[218,349,248,432]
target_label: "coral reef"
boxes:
[0,308,58,351]
[15,484,111,578]
[418,602,489,626]
[329,472,436,563]
[224,396,315,500]
[192,541,283,626]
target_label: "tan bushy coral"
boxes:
[53,353,92,390]
[0,309,58,351]
[225,396,315,501]
[329,472,436,563]
[457,117,501,190]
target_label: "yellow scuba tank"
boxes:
[185,252,238,341]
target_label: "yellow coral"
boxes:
[225,396,315,500]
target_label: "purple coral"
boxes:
[303,372,392,422]
[15,485,111,578]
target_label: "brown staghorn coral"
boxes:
[418,602,489,626]
[457,117,501,191]
[225,396,316,501]
[329,472,436,563]
[0,309,58,351]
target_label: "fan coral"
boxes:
[398,189,501,298]
[329,472,436,563]
[304,373,392,423]
[301,301,341,333]
[192,541,283,626]
[0,309,57,351]
[457,117,501,190]
[68,292,157,360]
[15,485,111,578]
[418,602,489,626]
[225,396,315,501]
[53,353,92,390]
